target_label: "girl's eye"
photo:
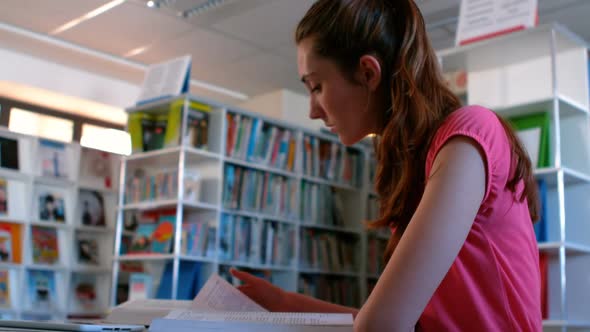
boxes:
[311,85,321,93]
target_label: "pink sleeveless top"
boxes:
[415,106,542,331]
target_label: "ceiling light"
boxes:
[181,0,229,18]
[146,1,157,8]
[124,45,151,58]
[50,0,125,35]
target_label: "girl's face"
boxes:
[297,38,378,146]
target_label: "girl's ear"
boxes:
[358,55,382,91]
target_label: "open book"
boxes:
[105,274,353,331]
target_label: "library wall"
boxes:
[0,47,139,110]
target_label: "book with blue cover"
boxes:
[534,179,548,243]
[39,139,68,178]
[28,270,57,310]
[155,261,201,300]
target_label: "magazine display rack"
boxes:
[0,127,121,320]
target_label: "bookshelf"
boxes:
[111,95,371,309]
[0,127,121,320]
[438,23,590,331]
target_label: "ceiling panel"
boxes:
[194,52,298,96]
[57,1,194,56]
[131,26,260,68]
[212,0,316,49]
[0,0,109,34]
[539,1,590,42]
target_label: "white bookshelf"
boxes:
[438,23,590,330]
[0,127,121,320]
[111,95,369,309]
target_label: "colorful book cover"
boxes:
[78,190,105,227]
[0,223,21,263]
[32,226,59,265]
[151,214,176,254]
[0,270,10,307]
[28,270,56,310]
[39,139,68,178]
[140,114,168,152]
[509,112,550,168]
[164,100,211,148]
[0,178,7,215]
[128,210,164,254]
[71,274,97,311]
[128,112,149,153]
[129,273,152,301]
[38,191,66,223]
[76,233,99,265]
[0,227,12,263]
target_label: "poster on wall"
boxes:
[455,0,538,46]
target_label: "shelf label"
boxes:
[456,0,538,46]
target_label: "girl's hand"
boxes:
[230,268,288,311]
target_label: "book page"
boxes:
[165,310,353,326]
[120,299,193,309]
[191,274,267,312]
[137,55,190,103]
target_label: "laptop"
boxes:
[0,320,145,331]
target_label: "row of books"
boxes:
[300,182,346,227]
[117,261,204,304]
[1,135,114,187]
[226,113,297,172]
[299,229,358,272]
[181,221,216,258]
[367,237,387,275]
[298,275,359,307]
[222,165,298,219]
[128,100,211,153]
[219,214,295,267]
[125,169,178,204]
[0,269,102,313]
[302,136,362,186]
[0,179,107,227]
[14,225,103,267]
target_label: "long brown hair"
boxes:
[296,0,539,261]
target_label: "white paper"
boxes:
[191,274,267,312]
[517,127,541,167]
[165,310,353,326]
[121,299,193,309]
[137,55,190,103]
[103,299,192,326]
[150,319,353,332]
[456,0,537,45]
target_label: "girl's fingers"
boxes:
[230,268,259,283]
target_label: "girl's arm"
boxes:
[230,268,359,315]
[281,291,359,316]
[354,137,486,332]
